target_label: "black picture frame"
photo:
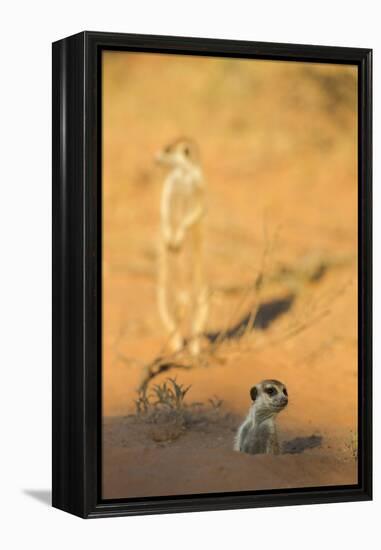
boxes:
[52,31,372,519]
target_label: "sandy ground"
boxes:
[103,413,357,499]
[102,52,358,498]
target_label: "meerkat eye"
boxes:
[183,146,190,156]
[283,388,288,396]
[265,387,277,397]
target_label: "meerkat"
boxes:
[155,137,208,355]
[234,380,288,455]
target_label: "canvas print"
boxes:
[102,51,358,499]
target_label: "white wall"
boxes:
[0,0,378,547]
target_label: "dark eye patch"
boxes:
[283,388,288,396]
[183,146,190,156]
[265,387,277,396]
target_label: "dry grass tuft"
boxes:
[132,378,231,443]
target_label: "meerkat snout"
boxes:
[234,380,288,455]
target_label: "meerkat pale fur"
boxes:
[156,137,208,355]
[234,380,288,455]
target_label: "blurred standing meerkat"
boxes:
[234,380,288,455]
[155,137,208,355]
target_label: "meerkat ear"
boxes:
[250,386,258,401]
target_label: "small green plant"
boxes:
[134,377,191,415]
[131,379,231,444]
[152,378,191,409]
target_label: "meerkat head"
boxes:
[250,379,288,415]
[155,137,200,169]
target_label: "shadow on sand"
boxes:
[282,435,323,454]
[206,294,295,343]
